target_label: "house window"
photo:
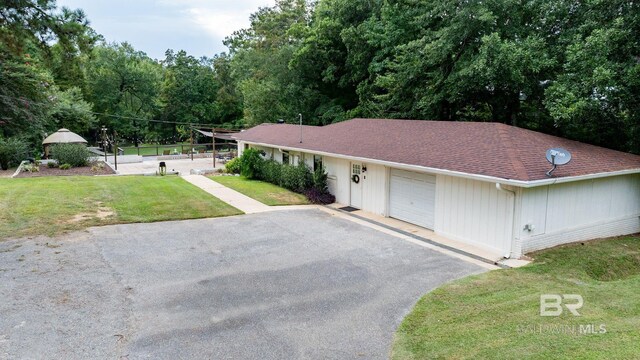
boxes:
[282,150,290,164]
[314,155,323,171]
[352,164,361,175]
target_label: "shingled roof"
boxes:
[234,118,640,182]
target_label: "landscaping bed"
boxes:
[392,235,640,359]
[0,167,17,178]
[15,162,115,177]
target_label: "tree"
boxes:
[543,1,640,153]
[0,0,93,57]
[160,50,220,126]
[47,86,96,134]
[0,0,97,144]
[211,53,243,127]
[291,0,383,123]
[84,43,162,145]
[225,0,317,126]
[0,52,54,140]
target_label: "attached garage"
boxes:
[235,118,640,259]
[389,169,436,229]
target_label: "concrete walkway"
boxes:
[182,175,272,214]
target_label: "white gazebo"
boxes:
[42,128,88,157]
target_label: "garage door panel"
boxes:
[389,169,436,229]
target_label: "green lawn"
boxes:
[0,176,242,239]
[392,235,640,359]
[122,144,195,156]
[209,175,309,206]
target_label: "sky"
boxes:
[56,0,275,60]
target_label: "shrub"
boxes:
[312,166,329,192]
[304,188,336,204]
[0,137,29,170]
[225,157,241,174]
[50,143,92,167]
[258,160,282,185]
[239,148,263,179]
[279,163,297,190]
[292,162,313,193]
[59,163,72,170]
[47,162,58,168]
[90,162,105,172]
[22,163,39,172]
[278,162,313,193]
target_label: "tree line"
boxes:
[1,0,638,154]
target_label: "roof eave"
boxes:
[238,140,640,188]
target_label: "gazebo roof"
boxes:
[42,128,87,145]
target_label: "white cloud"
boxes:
[162,0,274,38]
[56,0,275,58]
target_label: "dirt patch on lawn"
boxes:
[15,162,115,178]
[67,206,115,224]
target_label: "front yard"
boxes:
[0,176,242,239]
[392,235,640,359]
[209,175,309,206]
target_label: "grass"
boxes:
[209,175,309,206]
[0,176,242,239]
[392,235,640,360]
[122,143,194,156]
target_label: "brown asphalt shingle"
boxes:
[234,118,640,182]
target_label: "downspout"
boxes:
[496,183,516,259]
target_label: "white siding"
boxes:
[302,153,314,169]
[434,175,514,256]
[324,156,350,205]
[362,163,387,215]
[520,174,640,253]
[273,148,284,163]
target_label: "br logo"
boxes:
[540,294,583,316]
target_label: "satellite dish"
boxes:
[545,147,572,177]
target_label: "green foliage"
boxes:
[47,87,97,134]
[239,148,263,179]
[90,162,105,172]
[47,161,57,168]
[224,157,241,174]
[259,160,283,185]
[50,143,92,167]
[312,166,329,193]
[282,162,313,193]
[0,137,30,170]
[544,17,640,153]
[22,163,39,172]
[0,0,98,144]
[59,163,71,170]
[258,159,313,194]
[0,54,55,140]
[3,0,640,155]
[160,50,242,128]
[84,43,162,144]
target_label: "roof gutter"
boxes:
[238,140,640,188]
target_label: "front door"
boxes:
[350,162,363,209]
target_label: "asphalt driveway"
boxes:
[0,209,485,359]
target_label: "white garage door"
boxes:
[389,169,436,229]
